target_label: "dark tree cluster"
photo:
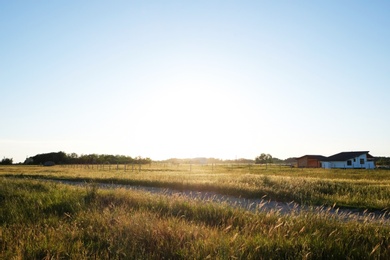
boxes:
[26,151,67,165]
[24,152,151,165]
[255,153,273,164]
[376,157,390,167]
[254,154,296,165]
[1,158,13,165]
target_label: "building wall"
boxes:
[297,157,321,168]
[297,157,308,167]
[321,154,375,169]
[322,162,331,169]
[307,159,321,168]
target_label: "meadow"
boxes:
[1,164,390,259]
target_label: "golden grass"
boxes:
[1,164,389,210]
[1,177,390,259]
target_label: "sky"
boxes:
[1,1,390,163]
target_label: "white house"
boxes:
[321,151,375,169]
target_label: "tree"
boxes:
[1,157,13,165]
[29,151,67,165]
[255,153,273,169]
[376,157,390,167]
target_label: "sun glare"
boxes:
[127,81,255,159]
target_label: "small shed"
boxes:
[296,155,327,168]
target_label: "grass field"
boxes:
[1,165,390,259]
[2,164,390,210]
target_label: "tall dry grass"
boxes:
[1,177,390,259]
[1,164,390,210]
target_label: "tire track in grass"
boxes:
[53,179,390,223]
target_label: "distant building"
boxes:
[296,155,327,168]
[321,151,375,169]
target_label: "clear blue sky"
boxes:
[1,1,389,163]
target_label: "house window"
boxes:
[347,160,352,166]
[360,159,364,164]
[353,158,356,162]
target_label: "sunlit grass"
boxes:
[1,178,390,259]
[1,164,389,210]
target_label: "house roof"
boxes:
[296,155,327,160]
[323,151,370,162]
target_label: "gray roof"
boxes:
[323,151,370,162]
[296,155,327,160]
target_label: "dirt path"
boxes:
[57,180,390,223]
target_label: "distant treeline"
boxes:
[376,157,390,166]
[162,157,255,164]
[25,152,151,165]
[13,153,390,166]
[161,156,297,165]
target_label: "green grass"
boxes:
[1,177,390,259]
